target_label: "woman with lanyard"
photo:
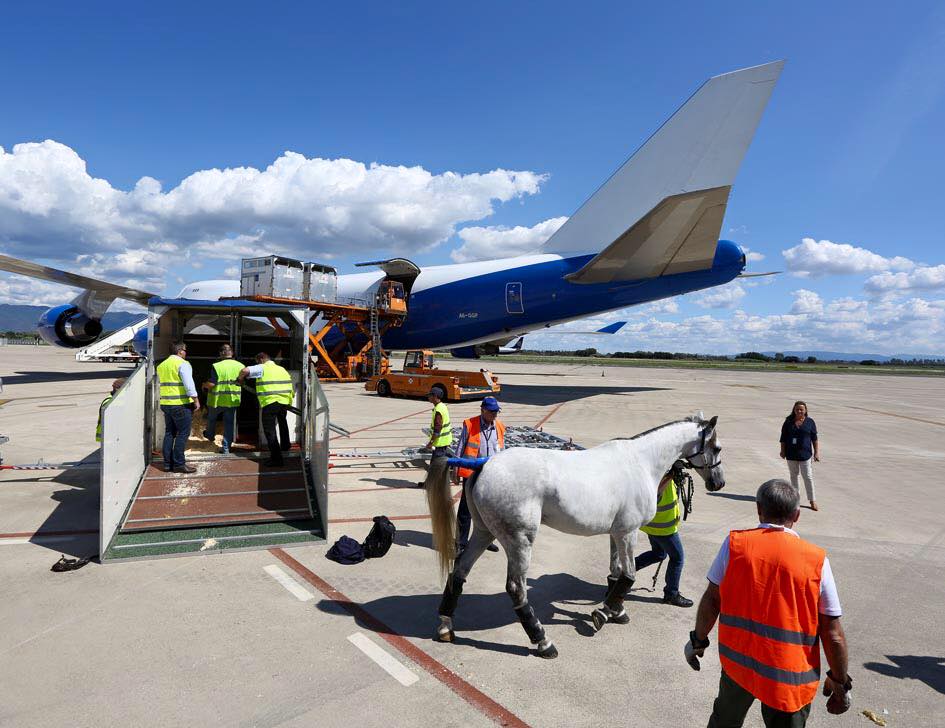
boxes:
[779,400,820,511]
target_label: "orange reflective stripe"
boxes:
[718,528,825,712]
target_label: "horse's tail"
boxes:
[424,456,456,579]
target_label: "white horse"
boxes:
[426,414,725,659]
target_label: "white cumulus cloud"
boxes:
[782,238,914,277]
[693,282,746,309]
[0,140,548,265]
[451,217,568,262]
[790,289,824,315]
[864,264,945,296]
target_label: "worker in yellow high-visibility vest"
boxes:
[416,385,452,487]
[95,378,127,444]
[202,343,242,454]
[156,342,199,473]
[238,351,294,467]
[633,469,693,608]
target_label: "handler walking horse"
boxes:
[425,414,725,658]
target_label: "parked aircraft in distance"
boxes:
[468,321,628,357]
[0,62,783,357]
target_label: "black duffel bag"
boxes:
[362,515,396,558]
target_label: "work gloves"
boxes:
[684,630,710,670]
[823,670,853,714]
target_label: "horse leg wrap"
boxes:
[514,603,546,644]
[604,574,634,612]
[438,574,466,617]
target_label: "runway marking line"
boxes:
[270,548,530,728]
[348,632,419,687]
[533,403,564,429]
[263,564,315,602]
[331,408,430,440]
[0,528,98,540]
[846,405,945,428]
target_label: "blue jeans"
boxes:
[634,532,685,596]
[161,405,193,468]
[205,406,237,450]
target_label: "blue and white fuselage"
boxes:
[331,241,744,350]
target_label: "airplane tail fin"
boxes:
[596,322,626,334]
[540,62,783,279]
[512,336,524,350]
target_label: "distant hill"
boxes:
[0,304,144,333]
[761,350,945,362]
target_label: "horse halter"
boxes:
[683,426,722,471]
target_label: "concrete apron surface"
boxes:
[1,346,944,727]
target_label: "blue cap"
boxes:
[481,396,501,412]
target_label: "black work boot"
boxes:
[662,592,694,608]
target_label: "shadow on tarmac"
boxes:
[497,383,669,406]
[316,571,606,653]
[864,655,945,695]
[705,491,757,503]
[358,477,423,489]
[394,529,434,549]
[4,369,134,385]
[21,450,101,559]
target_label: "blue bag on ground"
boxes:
[326,535,365,564]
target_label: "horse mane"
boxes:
[611,416,701,443]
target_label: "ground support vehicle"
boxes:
[365,350,500,401]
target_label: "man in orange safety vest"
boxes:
[452,396,504,556]
[685,478,852,726]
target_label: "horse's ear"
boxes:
[695,410,705,422]
[707,415,718,430]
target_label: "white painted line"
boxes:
[263,564,315,602]
[347,632,419,687]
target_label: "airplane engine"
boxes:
[132,326,148,356]
[36,304,103,348]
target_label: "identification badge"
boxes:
[792,438,797,445]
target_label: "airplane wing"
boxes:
[545,62,784,284]
[0,253,156,310]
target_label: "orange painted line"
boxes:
[269,548,530,728]
[0,528,98,540]
[533,403,564,429]
[331,408,429,440]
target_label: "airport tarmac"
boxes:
[1,346,944,727]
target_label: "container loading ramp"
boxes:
[98,298,330,562]
[232,254,409,382]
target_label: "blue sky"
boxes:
[2,2,944,354]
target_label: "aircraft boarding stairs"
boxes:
[75,317,147,361]
[98,358,330,562]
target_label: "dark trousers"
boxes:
[161,405,193,468]
[261,402,290,463]
[457,479,472,548]
[708,670,811,728]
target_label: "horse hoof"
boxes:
[609,609,630,625]
[591,609,608,632]
[435,629,455,643]
[537,641,558,659]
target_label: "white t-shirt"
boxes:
[706,523,841,617]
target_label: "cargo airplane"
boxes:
[0,62,783,358]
